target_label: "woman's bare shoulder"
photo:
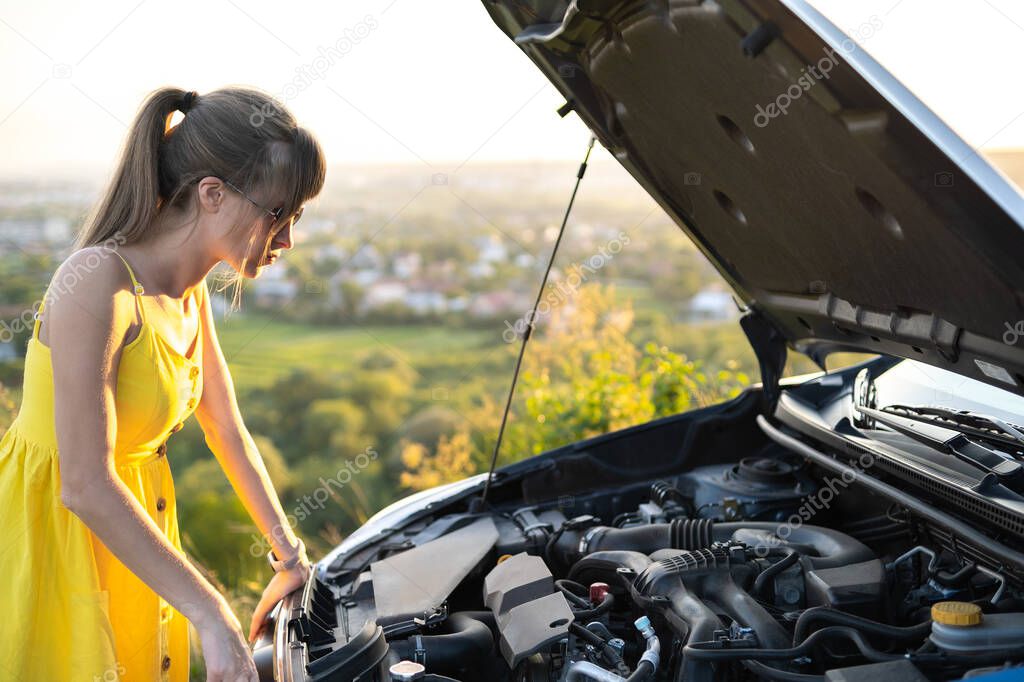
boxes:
[49,246,135,304]
[43,246,138,348]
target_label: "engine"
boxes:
[269,457,1024,682]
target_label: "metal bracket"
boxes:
[740,307,788,415]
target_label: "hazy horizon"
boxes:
[1,0,1023,179]
[2,151,1023,195]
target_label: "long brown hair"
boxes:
[74,85,326,310]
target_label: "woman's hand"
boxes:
[194,597,259,682]
[248,560,312,643]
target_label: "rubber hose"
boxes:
[684,626,900,663]
[573,592,614,620]
[557,579,593,609]
[562,522,874,570]
[389,613,493,675]
[752,550,799,597]
[792,607,931,646]
[742,660,823,682]
[626,660,654,682]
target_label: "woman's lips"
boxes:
[263,253,278,265]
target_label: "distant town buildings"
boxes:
[683,286,738,322]
[0,216,73,249]
[245,231,538,320]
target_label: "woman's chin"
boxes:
[227,260,264,279]
[228,254,277,278]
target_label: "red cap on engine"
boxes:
[589,582,611,604]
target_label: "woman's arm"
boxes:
[50,248,226,623]
[190,277,311,640]
[192,277,305,563]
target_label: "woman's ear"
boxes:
[196,176,226,215]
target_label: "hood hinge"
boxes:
[740,308,788,415]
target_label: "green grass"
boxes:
[213,314,498,390]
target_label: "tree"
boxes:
[400,431,474,491]
[301,398,367,458]
[399,283,750,491]
[344,371,414,444]
[250,368,345,462]
[177,459,263,588]
[339,280,364,319]
[395,405,462,451]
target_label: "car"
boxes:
[253,0,1024,680]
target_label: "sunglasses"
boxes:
[219,177,304,228]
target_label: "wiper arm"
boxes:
[884,404,1024,450]
[855,405,1024,491]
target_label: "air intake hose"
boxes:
[557,520,873,569]
[388,613,494,676]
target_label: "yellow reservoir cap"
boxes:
[932,601,982,626]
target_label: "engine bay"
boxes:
[262,441,1024,682]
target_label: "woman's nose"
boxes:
[272,221,293,249]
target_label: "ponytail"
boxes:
[74,87,189,249]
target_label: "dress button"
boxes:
[189,365,200,379]
[161,655,171,670]
[156,497,166,511]
[170,422,183,433]
[186,398,196,409]
[156,442,167,457]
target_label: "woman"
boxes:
[0,86,326,681]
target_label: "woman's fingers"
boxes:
[247,566,312,642]
[243,577,284,638]
[248,587,279,642]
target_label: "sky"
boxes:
[0,0,1022,179]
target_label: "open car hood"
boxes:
[479,0,1024,396]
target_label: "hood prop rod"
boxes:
[475,134,597,510]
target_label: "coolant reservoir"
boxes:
[930,601,1024,653]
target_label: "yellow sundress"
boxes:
[0,249,205,681]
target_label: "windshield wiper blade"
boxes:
[855,405,1024,490]
[883,404,1024,450]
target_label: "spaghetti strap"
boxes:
[111,249,147,324]
[31,250,145,342]
[31,300,44,341]
[32,277,56,342]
